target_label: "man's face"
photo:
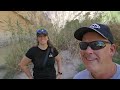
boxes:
[80,32,116,72]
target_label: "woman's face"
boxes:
[37,35,48,45]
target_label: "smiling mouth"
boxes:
[41,40,46,41]
[85,57,96,61]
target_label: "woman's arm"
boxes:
[55,54,62,79]
[18,56,33,79]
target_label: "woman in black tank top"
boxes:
[18,29,62,79]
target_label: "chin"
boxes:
[41,42,47,45]
[86,64,100,72]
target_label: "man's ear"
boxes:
[110,44,116,56]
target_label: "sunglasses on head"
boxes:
[79,40,111,50]
[36,29,48,35]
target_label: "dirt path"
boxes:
[59,50,81,79]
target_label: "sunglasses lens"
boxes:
[79,41,107,50]
[90,41,106,50]
[79,42,88,50]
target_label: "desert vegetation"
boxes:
[1,11,120,78]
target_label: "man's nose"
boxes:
[85,46,94,54]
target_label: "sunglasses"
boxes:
[36,29,48,35]
[79,40,111,50]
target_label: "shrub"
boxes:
[3,19,36,79]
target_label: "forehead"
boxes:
[82,32,107,41]
[37,34,47,37]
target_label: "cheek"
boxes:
[80,51,84,57]
[44,37,48,40]
[103,46,112,56]
[95,48,111,61]
[80,51,86,60]
[46,38,48,41]
[80,50,105,61]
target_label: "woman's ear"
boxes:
[110,44,116,56]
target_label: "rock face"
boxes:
[0,11,51,47]
[0,11,104,47]
[15,11,51,26]
[44,11,103,28]
[0,11,31,47]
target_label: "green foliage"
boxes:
[3,18,35,79]
[77,63,86,71]
[113,56,120,64]
[102,11,120,23]
[53,20,80,51]
[80,12,103,26]
[113,46,120,64]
